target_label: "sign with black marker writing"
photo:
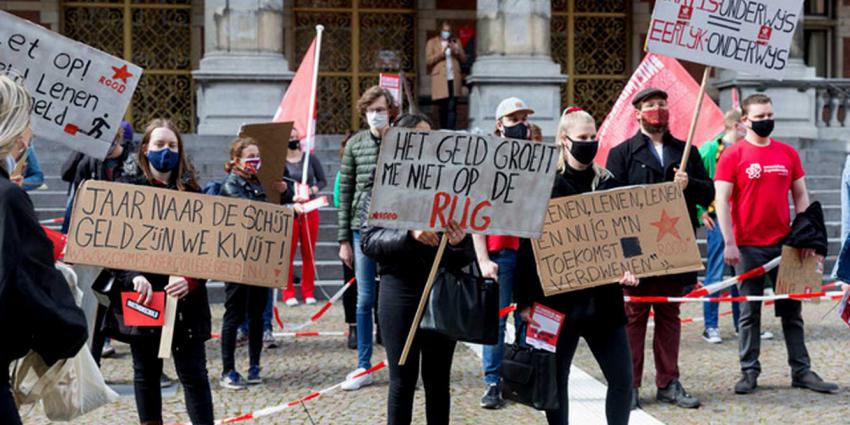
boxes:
[65,181,294,288]
[646,0,803,79]
[532,182,703,296]
[0,11,142,159]
[368,129,559,238]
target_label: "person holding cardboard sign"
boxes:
[714,94,838,396]
[105,119,214,425]
[0,74,88,425]
[605,87,713,410]
[514,107,637,425]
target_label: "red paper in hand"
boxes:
[121,292,166,326]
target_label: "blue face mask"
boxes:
[441,31,451,40]
[146,148,180,172]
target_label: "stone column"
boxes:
[467,0,566,138]
[713,17,819,140]
[193,0,294,135]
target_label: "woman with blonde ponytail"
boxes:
[0,75,87,424]
[513,106,638,425]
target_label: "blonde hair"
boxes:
[0,75,33,161]
[556,107,612,188]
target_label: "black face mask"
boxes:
[288,140,300,150]
[749,119,774,138]
[503,123,529,140]
[567,137,599,165]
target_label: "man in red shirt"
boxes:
[715,94,838,395]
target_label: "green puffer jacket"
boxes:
[338,130,380,242]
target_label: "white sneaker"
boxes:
[702,328,722,344]
[760,330,774,340]
[285,298,299,307]
[341,367,374,391]
[305,297,317,305]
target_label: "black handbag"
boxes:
[501,324,560,410]
[419,266,499,345]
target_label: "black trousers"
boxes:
[91,303,108,366]
[379,275,457,425]
[436,83,457,130]
[545,323,632,425]
[737,244,811,377]
[342,263,357,324]
[221,282,269,372]
[130,336,213,424]
[2,364,22,425]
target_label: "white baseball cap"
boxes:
[495,97,534,120]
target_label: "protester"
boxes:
[606,87,713,409]
[0,74,88,425]
[338,86,399,390]
[475,96,534,409]
[361,111,473,425]
[335,132,359,350]
[426,21,466,130]
[697,109,745,344]
[217,137,276,389]
[714,94,839,395]
[107,119,215,424]
[16,144,44,191]
[515,106,637,425]
[284,128,327,306]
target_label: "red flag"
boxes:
[42,225,67,262]
[273,39,317,147]
[596,53,725,167]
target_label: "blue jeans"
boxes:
[481,249,520,386]
[703,223,741,331]
[353,231,378,370]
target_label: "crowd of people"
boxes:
[2,60,850,425]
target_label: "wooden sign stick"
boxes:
[158,276,181,359]
[678,66,712,170]
[399,234,448,366]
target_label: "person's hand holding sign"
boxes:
[133,275,153,305]
[273,180,287,194]
[619,271,640,287]
[444,220,465,246]
[165,277,190,300]
[410,230,440,247]
[673,167,688,190]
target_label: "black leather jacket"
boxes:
[220,172,267,202]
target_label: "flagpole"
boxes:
[301,25,324,187]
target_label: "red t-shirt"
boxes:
[487,235,519,252]
[714,139,804,246]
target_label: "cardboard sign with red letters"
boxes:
[367,129,559,238]
[121,292,166,327]
[645,0,803,80]
[0,11,143,159]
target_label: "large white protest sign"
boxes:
[0,11,143,159]
[368,129,559,238]
[646,0,803,80]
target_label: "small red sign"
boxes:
[757,25,772,45]
[678,5,693,21]
[121,292,166,327]
[64,124,78,135]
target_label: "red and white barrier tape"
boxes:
[210,331,349,340]
[685,256,781,298]
[171,361,388,425]
[626,291,844,304]
[273,278,356,331]
[39,217,64,225]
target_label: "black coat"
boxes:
[0,167,87,365]
[220,172,267,202]
[103,167,212,344]
[514,166,627,329]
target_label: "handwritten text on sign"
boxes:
[65,181,294,288]
[532,183,703,296]
[368,129,559,238]
[0,11,142,159]
[646,0,803,79]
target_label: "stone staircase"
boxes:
[29,134,848,301]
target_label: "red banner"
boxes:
[596,53,725,167]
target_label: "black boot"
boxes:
[347,324,357,350]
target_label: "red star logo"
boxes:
[650,209,682,242]
[111,64,133,83]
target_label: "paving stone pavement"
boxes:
[21,298,850,424]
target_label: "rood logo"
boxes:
[678,5,693,21]
[757,25,772,45]
[745,163,762,179]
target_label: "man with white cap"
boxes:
[476,96,534,409]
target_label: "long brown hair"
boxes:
[137,118,200,191]
[225,137,259,172]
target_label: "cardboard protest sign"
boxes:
[532,182,702,296]
[776,246,824,295]
[368,129,559,238]
[121,292,166,327]
[65,180,294,288]
[239,121,293,204]
[646,0,803,80]
[0,11,142,159]
[596,53,724,167]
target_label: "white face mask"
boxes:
[366,111,389,131]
